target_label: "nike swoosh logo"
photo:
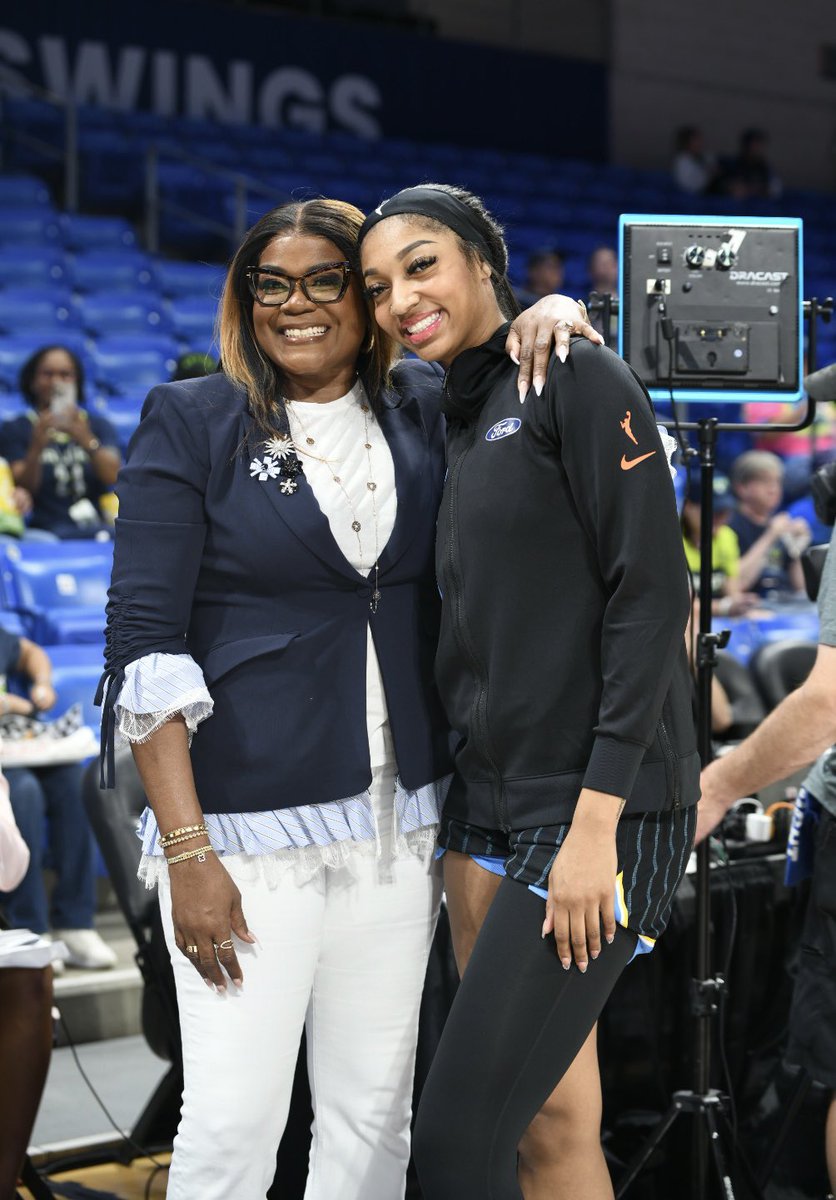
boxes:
[620,451,657,471]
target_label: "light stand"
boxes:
[587,291,832,1199]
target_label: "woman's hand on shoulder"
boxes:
[507,295,604,403]
[169,852,256,990]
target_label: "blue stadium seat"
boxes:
[69,251,154,293]
[167,296,218,342]
[0,207,61,245]
[91,335,179,394]
[76,291,169,338]
[0,609,27,639]
[0,332,89,392]
[0,247,67,288]
[0,539,112,645]
[89,396,144,452]
[152,260,225,300]
[0,287,76,334]
[59,214,137,252]
[43,642,106,727]
[0,175,51,207]
[0,393,27,421]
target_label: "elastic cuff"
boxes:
[582,735,647,800]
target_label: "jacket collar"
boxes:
[242,383,428,583]
[442,321,513,424]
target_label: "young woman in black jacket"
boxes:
[360,186,699,1200]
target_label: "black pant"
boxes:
[413,876,636,1199]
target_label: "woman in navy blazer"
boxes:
[98,197,595,1200]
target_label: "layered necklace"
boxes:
[285,385,382,614]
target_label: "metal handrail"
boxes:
[0,84,78,210]
[144,143,291,254]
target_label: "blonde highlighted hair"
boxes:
[218,198,400,433]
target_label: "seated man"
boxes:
[729,450,810,597]
[0,626,115,969]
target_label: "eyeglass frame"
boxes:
[245,261,354,306]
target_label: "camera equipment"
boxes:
[619,216,803,404]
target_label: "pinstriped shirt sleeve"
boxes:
[114,652,213,745]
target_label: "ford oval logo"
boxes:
[485,418,522,442]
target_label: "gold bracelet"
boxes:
[160,823,207,844]
[166,844,213,866]
[159,830,207,849]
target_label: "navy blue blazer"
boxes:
[97,363,452,813]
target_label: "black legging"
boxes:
[413,876,637,1199]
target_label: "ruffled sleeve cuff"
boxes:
[113,653,213,746]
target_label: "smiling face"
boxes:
[360,216,504,368]
[251,233,368,402]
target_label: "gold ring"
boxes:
[216,939,234,951]
[185,944,198,955]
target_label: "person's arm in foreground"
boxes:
[105,384,254,989]
[542,345,690,972]
[696,642,836,841]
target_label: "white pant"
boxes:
[158,771,442,1200]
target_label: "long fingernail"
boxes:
[578,962,588,974]
[561,958,571,971]
[606,934,615,944]
[204,980,215,990]
[591,950,600,960]
[233,978,243,989]
[541,922,548,939]
[216,984,226,993]
[557,347,567,364]
[510,352,520,365]
[533,376,544,396]
[518,382,528,404]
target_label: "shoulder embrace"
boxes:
[388,357,444,425]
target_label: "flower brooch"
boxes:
[249,434,305,495]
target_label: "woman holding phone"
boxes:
[0,346,120,539]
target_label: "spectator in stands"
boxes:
[697,524,836,1198]
[721,128,782,199]
[0,346,121,540]
[671,125,719,195]
[0,454,32,539]
[682,473,758,616]
[729,450,810,596]
[0,626,115,970]
[97,197,599,1200]
[524,246,565,298]
[587,245,619,340]
[171,351,218,381]
[0,767,53,1200]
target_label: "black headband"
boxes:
[358,186,494,263]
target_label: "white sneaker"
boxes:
[52,928,118,970]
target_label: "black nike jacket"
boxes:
[435,327,700,831]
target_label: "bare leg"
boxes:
[826,1093,836,1194]
[0,966,52,1200]
[443,852,613,1200]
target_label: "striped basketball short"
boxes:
[437,804,697,957]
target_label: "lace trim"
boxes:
[138,823,439,890]
[115,690,214,747]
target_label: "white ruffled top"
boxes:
[114,382,449,887]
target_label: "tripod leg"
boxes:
[615,1101,683,1198]
[715,1106,766,1200]
[705,1102,738,1200]
[755,1069,811,1190]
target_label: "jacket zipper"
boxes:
[443,426,507,830]
[657,714,680,809]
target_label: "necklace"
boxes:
[286,388,382,613]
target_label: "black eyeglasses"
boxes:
[246,261,353,306]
